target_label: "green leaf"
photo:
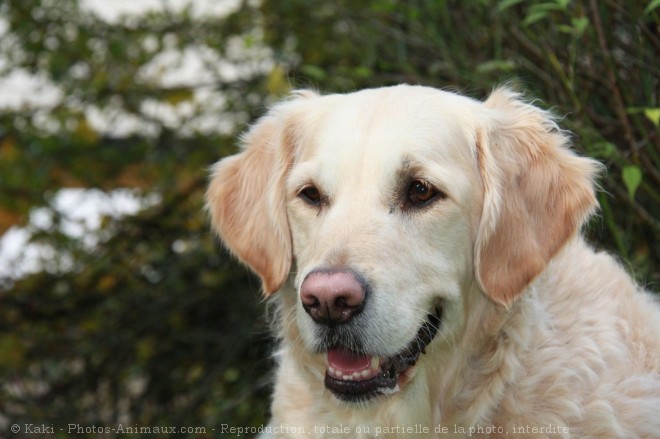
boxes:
[0,335,25,368]
[496,0,525,12]
[643,108,660,127]
[353,66,373,79]
[476,60,517,73]
[224,367,240,382]
[622,166,643,200]
[571,17,589,36]
[266,65,290,95]
[73,117,99,145]
[523,11,549,26]
[589,141,618,159]
[136,337,155,361]
[164,89,193,106]
[523,3,564,27]
[559,17,589,36]
[645,0,660,14]
[556,0,571,9]
[300,64,327,81]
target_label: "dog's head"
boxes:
[206,85,599,402]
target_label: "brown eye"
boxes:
[407,180,440,207]
[298,185,322,206]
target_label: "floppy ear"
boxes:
[205,93,315,295]
[474,88,600,306]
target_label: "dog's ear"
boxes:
[475,88,600,306]
[205,92,316,295]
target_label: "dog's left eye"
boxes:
[298,185,322,206]
[407,180,441,207]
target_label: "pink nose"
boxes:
[300,269,366,324]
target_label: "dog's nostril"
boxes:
[304,293,362,323]
[300,269,366,324]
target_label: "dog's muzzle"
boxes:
[300,269,443,402]
[322,306,442,401]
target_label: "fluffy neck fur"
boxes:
[266,236,660,437]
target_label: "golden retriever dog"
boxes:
[206,85,660,438]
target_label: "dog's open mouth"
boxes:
[323,306,442,402]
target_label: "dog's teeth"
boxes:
[325,354,383,381]
[370,356,380,371]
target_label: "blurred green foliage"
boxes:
[0,0,657,436]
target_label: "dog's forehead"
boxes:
[293,86,479,184]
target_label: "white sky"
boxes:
[0,190,161,282]
[80,0,241,23]
[0,1,245,283]
[0,0,259,133]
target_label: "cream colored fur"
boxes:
[206,85,660,438]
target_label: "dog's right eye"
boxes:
[404,179,444,209]
[298,185,322,206]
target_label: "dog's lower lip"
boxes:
[323,305,442,402]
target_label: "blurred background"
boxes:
[0,0,657,436]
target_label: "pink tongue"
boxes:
[327,349,371,373]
